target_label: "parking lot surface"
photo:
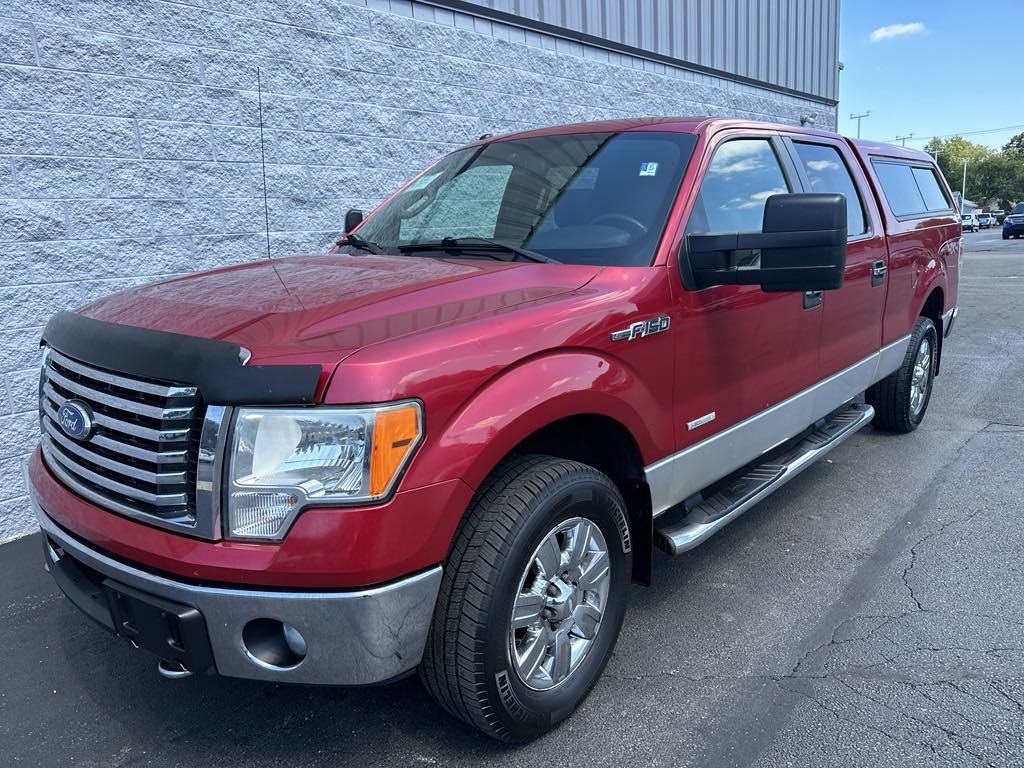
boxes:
[2,231,1022,767]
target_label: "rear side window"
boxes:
[793,142,867,236]
[912,167,952,212]
[872,160,951,218]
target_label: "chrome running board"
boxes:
[654,403,875,556]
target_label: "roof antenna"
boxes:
[256,67,272,259]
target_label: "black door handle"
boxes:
[871,260,887,287]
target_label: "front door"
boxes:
[654,132,825,510]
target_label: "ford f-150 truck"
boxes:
[30,118,960,742]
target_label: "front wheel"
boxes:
[866,316,937,433]
[419,455,632,742]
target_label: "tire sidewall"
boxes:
[482,473,631,740]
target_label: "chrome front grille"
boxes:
[39,348,211,536]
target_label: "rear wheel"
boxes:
[866,316,937,433]
[419,455,632,742]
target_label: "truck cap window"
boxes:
[793,142,868,236]
[911,167,953,212]
[872,160,951,217]
[349,131,697,267]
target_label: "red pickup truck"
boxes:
[31,118,960,741]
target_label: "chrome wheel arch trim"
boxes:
[646,335,911,517]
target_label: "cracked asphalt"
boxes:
[2,231,1022,767]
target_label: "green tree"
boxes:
[1002,132,1024,158]
[967,154,1023,205]
[923,136,993,189]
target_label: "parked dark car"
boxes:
[1003,204,1024,239]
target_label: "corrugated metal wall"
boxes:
[450,0,839,102]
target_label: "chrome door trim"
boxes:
[647,335,911,516]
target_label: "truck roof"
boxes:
[478,117,935,163]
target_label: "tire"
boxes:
[419,454,632,742]
[866,316,937,433]
[1004,231,1010,240]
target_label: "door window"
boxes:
[793,142,868,236]
[686,139,791,234]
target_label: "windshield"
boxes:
[1013,204,1024,215]
[349,131,698,266]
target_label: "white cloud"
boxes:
[870,22,926,42]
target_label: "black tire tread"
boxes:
[418,454,619,741]
[866,316,936,433]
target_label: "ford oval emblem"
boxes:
[56,400,94,441]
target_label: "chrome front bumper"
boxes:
[35,500,442,686]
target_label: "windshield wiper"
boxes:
[399,236,559,264]
[335,233,384,254]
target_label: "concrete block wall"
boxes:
[0,0,835,541]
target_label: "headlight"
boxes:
[226,401,423,540]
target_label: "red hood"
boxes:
[80,253,601,366]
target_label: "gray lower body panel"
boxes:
[646,337,910,516]
[34,498,442,686]
[654,403,875,554]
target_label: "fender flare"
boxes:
[407,350,669,493]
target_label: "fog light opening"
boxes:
[242,619,307,670]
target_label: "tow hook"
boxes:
[157,659,192,680]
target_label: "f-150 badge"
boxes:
[610,315,671,342]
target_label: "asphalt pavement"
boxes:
[2,230,1023,767]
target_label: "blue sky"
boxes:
[838,1,1021,151]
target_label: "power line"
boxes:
[884,123,1024,144]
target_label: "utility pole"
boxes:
[896,133,914,147]
[962,158,968,212]
[850,110,871,138]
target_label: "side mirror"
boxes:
[686,193,848,292]
[344,208,363,234]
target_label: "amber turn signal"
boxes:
[370,403,422,496]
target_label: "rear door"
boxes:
[781,135,888,376]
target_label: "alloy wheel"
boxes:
[910,337,932,416]
[509,517,611,691]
